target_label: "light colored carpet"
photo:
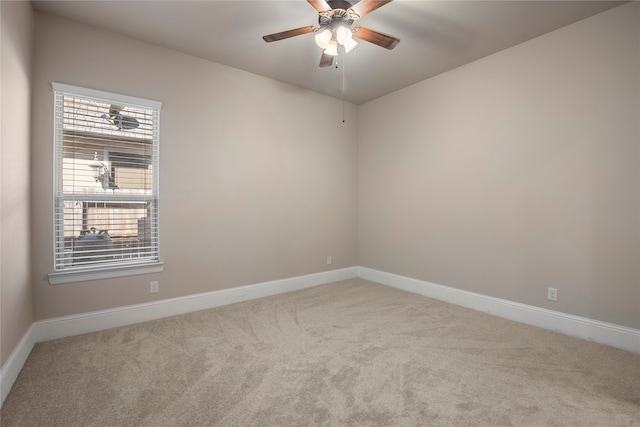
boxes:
[2,278,639,426]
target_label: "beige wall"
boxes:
[358,3,640,329]
[31,13,358,320]
[1,0,34,366]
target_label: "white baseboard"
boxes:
[33,267,358,343]
[1,325,35,407]
[2,267,356,408]
[3,265,638,408]
[358,267,640,354]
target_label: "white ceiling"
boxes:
[31,0,625,104]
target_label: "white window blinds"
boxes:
[52,83,161,277]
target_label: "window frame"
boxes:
[48,83,163,285]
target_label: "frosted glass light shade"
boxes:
[315,29,332,49]
[336,26,353,45]
[342,37,358,53]
[324,40,338,56]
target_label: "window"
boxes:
[49,83,163,284]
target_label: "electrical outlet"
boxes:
[547,287,558,301]
[150,281,159,293]
[326,256,332,265]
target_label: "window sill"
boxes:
[48,261,164,285]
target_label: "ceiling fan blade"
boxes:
[319,51,334,67]
[307,0,332,12]
[353,26,400,49]
[348,0,393,19]
[263,26,315,42]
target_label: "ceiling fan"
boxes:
[263,0,400,68]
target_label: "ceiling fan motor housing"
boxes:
[328,0,354,11]
[319,0,357,28]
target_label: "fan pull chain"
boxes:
[341,49,346,123]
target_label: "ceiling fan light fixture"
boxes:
[342,37,358,53]
[315,29,332,49]
[336,26,353,45]
[324,40,338,56]
[262,0,400,67]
